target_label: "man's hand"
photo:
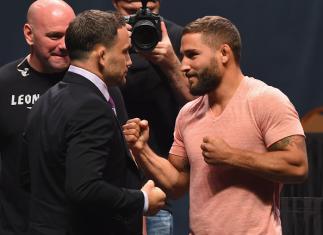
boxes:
[140,21,178,69]
[140,21,194,103]
[123,118,149,154]
[141,180,166,215]
[200,136,233,165]
[132,21,193,103]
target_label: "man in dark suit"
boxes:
[24,10,166,235]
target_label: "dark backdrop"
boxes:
[2,0,323,116]
[1,1,323,234]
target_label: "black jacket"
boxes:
[25,71,144,235]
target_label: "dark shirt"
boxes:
[0,58,64,234]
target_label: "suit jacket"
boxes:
[24,72,144,235]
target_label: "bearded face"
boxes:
[186,57,222,96]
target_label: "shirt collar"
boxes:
[68,65,110,102]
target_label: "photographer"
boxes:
[112,0,193,234]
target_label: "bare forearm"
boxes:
[202,135,308,183]
[133,145,186,197]
[226,148,308,183]
[123,118,189,198]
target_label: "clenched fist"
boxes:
[123,118,149,154]
[200,136,233,166]
[141,180,166,216]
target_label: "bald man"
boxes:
[0,1,75,234]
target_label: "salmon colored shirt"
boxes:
[170,76,304,235]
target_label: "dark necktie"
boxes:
[109,95,138,167]
[109,96,117,116]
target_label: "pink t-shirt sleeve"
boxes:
[252,87,304,147]
[170,107,187,158]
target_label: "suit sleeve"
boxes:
[64,98,144,215]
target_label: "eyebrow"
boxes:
[125,0,158,2]
[182,49,199,54]
[46,32,65,37]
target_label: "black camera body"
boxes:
[124,1,162,51]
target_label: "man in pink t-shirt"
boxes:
[123,16,308,235]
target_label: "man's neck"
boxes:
[71,60,104,82]
[208,68,244,115]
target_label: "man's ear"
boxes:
[96,44,110,70]
[220,44,231,64]
[98,46,106,68]
[23,23,33,46]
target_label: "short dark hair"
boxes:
[65,10,126,60]
[113,0,160,2]
[183,16,242,63]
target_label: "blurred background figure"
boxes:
[0,1,75,234]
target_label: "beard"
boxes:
[188,58,221,96]
[105,57,127,86]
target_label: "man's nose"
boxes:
[180,58,190,73]
[58,37,67,51]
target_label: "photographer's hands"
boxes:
[141,21,194,103]
[140,21,177,67]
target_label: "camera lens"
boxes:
[132,20,159,51]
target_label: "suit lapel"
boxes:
[63,72,139,171]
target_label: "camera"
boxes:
[124,0,162,51]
